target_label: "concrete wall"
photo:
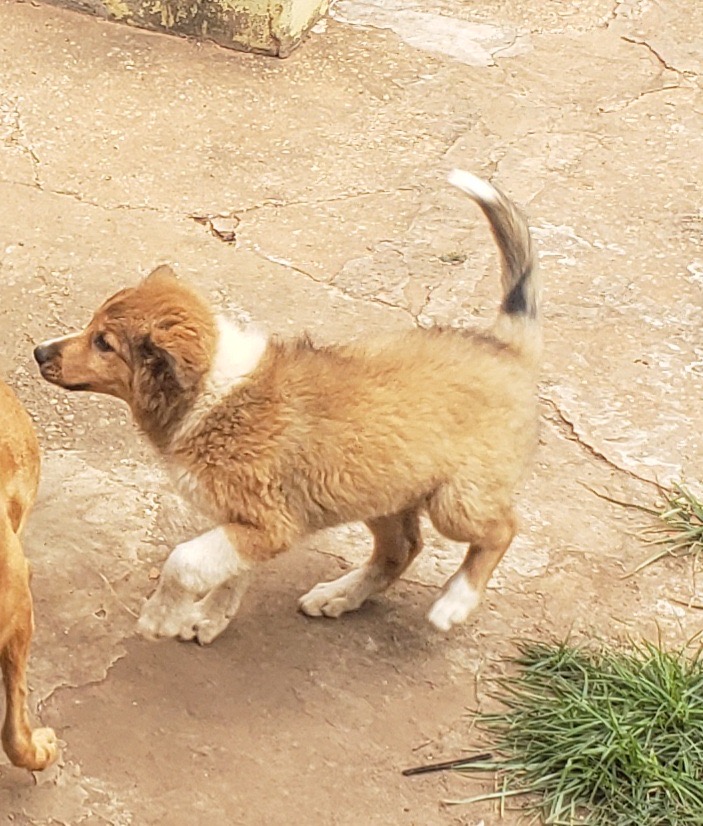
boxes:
[48,0,329,56]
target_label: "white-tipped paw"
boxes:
[299,569,378,618]
[137,575,247,646]
[9,727,59,772]
[137,595,222,645]
[30,727,59,770]
[137,603,231,645]
[299,581,360,618]
[427,575,481,632]
[176,610,232,646]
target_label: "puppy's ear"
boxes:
[136,335,179,391]
[138,317,209,392]
[144,264,179,286]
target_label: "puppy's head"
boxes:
[34,266,217,422]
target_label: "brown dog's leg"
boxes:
[299,507,422,618]
[427,486,517,631]
[1,560,57,770]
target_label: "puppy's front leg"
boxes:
[137,526,252,645]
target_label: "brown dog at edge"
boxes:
[0,380,58,770]
[33,170,541,646]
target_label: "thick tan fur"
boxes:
[34,172,540,642]
[0,381,58,769]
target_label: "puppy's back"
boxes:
[261,329,537,524]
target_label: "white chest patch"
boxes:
[208,317,269,398]
[170,316,268,448]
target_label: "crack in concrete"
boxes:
[38,650,129,711]
[491,32,519,60]
[2,92,423,230]
[598,81,683,113]
[526,182,549,206]
[5,101,41,187]
[25,146,40,188]
[2,164,428,327]
[251,245,418,323]
[0,176,175,216]
[599,0,621,29]
[620,35,687,76]
[233,186,420,218]
[541,394,660,488]
[414,281,436,326]
[252,245,326,283]
[50,187,169,215]
[2,175,421,228]
[440,111,496,161]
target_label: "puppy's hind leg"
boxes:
[299,508,422,618]
[426,483,516,632]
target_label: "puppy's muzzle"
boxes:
[33,343,60,366]
[33,341,69,387]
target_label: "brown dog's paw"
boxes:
[22,727,59,771]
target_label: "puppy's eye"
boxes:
[93,333,114,353]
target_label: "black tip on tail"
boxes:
[502,267,536,318]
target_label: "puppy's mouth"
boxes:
[38,363,91,392]
[62,381,93,392]
[37,362,62,385]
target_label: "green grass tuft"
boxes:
[634,482,703,575]
[587,481,703,576]
[451,640,703,825]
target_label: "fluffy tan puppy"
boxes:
[0,380,58,769]
[34,171,541,645]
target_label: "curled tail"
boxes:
[448,169,541,361]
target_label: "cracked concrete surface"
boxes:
[0,0,701,823]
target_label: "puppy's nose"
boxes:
[33,343,57,366]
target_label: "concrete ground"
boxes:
[0,0,702,823]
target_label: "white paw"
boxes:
[427,575,481,632]
[136,597,186,641]
[173,608,232,645]
[190,616,232,646]
[137,599,232,645]
[137,575,247,645]
[299,569,376,618]
[24,727,59,771]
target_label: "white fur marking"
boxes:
[427,572,481,632]
[448,169,499,205]
[163,526,249,594]
[38,332,79,348]
[170,316,267,446]
[209,317,268,395]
